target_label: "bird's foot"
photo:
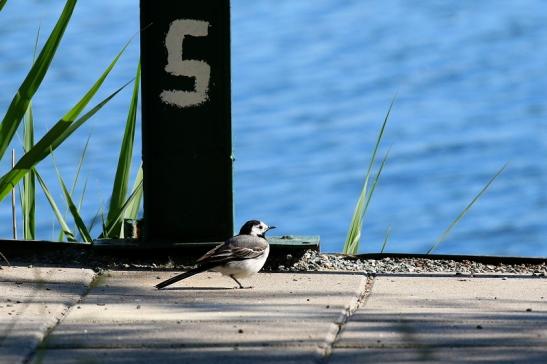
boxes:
[231,285,253,289]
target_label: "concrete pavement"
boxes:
[0,266,545,363]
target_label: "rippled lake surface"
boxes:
[1,1,547,255]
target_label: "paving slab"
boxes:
[330,347,547,364]
[35,271,366,363]
[0,267,96,364]
[331,276,547,363]
[32,347,319,364]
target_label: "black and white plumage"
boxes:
[155,220,275,289]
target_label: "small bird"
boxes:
[155,220,275,289]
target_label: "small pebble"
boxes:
[238,329,244,334]
[476,325,483,329]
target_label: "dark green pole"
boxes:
[140,0,233,243]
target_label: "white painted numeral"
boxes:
[160,19,211,108]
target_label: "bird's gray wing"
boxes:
[196,235,268,264]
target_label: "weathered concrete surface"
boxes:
[31,347,319,364]
[0,267,96,364]
[34,271,366,363]
[4,268,546,364]
[331,276,547,363]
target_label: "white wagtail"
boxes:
[155,220,275,289]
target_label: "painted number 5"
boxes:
[161,19,211,108]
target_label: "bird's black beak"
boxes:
[266,226,277,232]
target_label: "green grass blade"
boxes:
[51,155,93,243]
[345,150,389,254]
[343,99,395,254]
[0,0,7,12]
[103,179,143,238]
[380,225,392,254]
[77,178,88,213]
[21,26,42,241]
[125,163,143,220]
[427,163,508,254]
[88,202,104,234]
[107,62,140,228]
[362,149,389,214]
[32,26,41,61]
[60,42,131,124]
[58,135,91,241]
[22,102,36,240]
[75,177,88,237]
[71,134,91,196]
[100,209,107,236]
[35,169,76,242]
[0,81,131,203]
[0,0,76,160]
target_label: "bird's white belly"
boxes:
[213,246,270,278]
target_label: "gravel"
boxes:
[277,250,547,276]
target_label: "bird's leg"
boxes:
[230,275,245,289]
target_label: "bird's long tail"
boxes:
[155,263,214,289]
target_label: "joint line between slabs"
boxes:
[318,274,376,363]
[23,271,101,364]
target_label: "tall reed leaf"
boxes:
[21,27,41,241]
[343,100,394,254]
[380,225,392,254]
[51,154,93,242]
[22,102,36,239]
[103,179,143,238]
[35,169,76,242]
[107,62,140,233]
[427,164,507,254]
[0,0,76,160]
[58,135,91,241]
[125,163,143,221]
[0,80,131,202]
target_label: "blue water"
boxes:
[1,1,547,256]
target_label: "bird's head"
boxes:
[239,220,276,238]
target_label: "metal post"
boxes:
[140,0,233,243]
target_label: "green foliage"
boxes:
[52,155,93,243]
[343,99,394,255]
[380,225,391,254]
[107,62,141,236]
[427,164,507,254]
[21,27,41,241]
[0,0,76,160]
[0,0,7,12]
[58,135,90,241]
[102,178,143,238]
[1,1,142,243]
[125,163,143,222]
[35,169,76,242]
[0,80,130,203]
[22,102,36,240]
